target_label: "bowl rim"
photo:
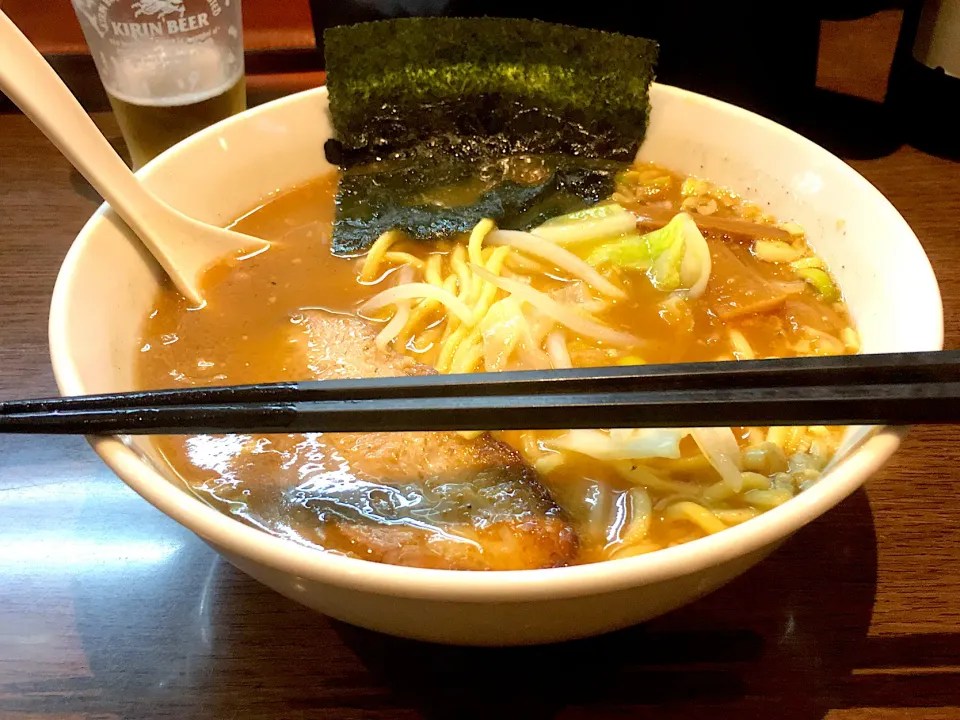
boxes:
[49,83,943,602]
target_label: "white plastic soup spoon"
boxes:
[0,10,269,307]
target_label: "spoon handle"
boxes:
[0,10,202,303]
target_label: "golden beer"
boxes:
[108,75,246,169]
[70,0,246,168]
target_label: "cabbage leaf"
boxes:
[587,212,711,297]
[530,203,639,245]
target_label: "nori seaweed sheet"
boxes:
[323,17,658,255]
[333,156,623,252]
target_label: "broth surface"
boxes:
[138,166,857,567]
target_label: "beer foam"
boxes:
[102,40,242,106]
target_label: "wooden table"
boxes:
[2,16,960,720]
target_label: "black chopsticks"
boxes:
[2,350,959,435]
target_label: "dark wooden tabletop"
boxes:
[2,12,960,720]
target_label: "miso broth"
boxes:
[137,164,857,569]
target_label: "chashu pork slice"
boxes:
[274,308,578,570]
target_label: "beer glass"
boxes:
[70,0,246,169]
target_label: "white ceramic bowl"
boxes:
[49,85,943,646]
